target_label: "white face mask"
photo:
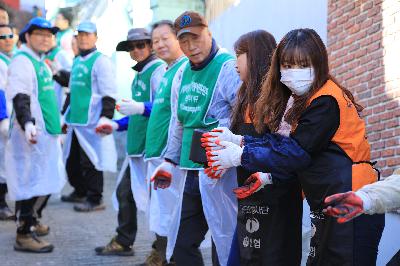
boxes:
[280,67,315,96]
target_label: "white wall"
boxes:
[209,0,328,52]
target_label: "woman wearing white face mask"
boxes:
[205,28,384,266]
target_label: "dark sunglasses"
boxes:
[0,34,13,40]
[129,42,147,51]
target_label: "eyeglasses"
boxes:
[32,32,53,38]
[0,34,13,40]
[129,42,147,51]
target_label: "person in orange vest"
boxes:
[204,28,385,265]
[202,30,303,266]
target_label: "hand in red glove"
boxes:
[233,172,272,199]
[204,167,226,179]
[151,161,174,190]
[323,191,364,223]
[95,117,118,136]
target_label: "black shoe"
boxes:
[61,191,86,203]
[95,236,134,256]
[74,200,105,212]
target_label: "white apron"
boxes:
[5,102,66,201]
[165,169,188,262]
[148,158,187,237]
[112,156,149,213]
[63,96,117,173]
[0,133,6,184]
[199,168,238,266]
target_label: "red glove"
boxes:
[323,191,364,223]
[151,161,174,190]
[233,172,272,199]
[95,118,118,135]
[204,167,226,179]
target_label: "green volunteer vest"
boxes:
[45,47,61,61]
[65,51,101,125]
[0,52,11,65]
[17,51,61,135]
[145,57,188,159]
[127,60,165,156]
[177,52,234,168]
[56,28,73,47]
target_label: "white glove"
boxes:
[24,121,37,144]
[202,127,243,146]
[116,99,144,116]
[206,140,243,170]
[95,117,117,136]
[0,118,9,137]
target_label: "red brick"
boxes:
[385,139,398,147]
[382,149,395,157]
[387,157,400,167]
[362,2,373,11]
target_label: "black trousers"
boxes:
[15,195,50,234]
[173,171,220,266]
[66,132,103,203]
[0,183,7,208]
[115,167,137,247]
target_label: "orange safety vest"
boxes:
[307,80,378,191]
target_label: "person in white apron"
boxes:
[44,37,73,110]
[142,20,187,265]
[5,17,65,253]
[152,11,241,266]
[94,27,165,256]
[0,24,14,220]
[54,8,75,59]
[62,21,118,212]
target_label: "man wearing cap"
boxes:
[151,11,241,266]
[62,21,118,212]
[0,24,15,220]
[94,27,165,256]
[5,17,65,253]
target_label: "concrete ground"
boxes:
[0,172,212,266]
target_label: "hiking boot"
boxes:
[0,205,15,220]
[73,200,105,212]
[33,222,50,236]
[145,249,163,266]
[14,233,54,253]
[61,191,86,203]
[95,236,134,256]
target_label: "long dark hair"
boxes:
[230,30,276,131]
[254,28,363,133]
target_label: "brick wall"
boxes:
[328,0,400,177]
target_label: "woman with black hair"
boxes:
[205,28,384,265]
[203,30,302,265]
[209,29,384,266]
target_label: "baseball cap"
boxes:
[76,21,97,33]
[116,28,151,52]
[174,11,208,38]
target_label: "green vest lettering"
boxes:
[177,53,234,168]
[145,57,188,159]
[127,60,165,156]
[17,51,61,135]
[66,51,101,125]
